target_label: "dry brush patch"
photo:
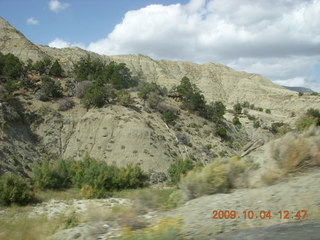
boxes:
[179,156,252,200]
[270,127,320,174]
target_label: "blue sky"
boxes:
[0,0,188,45]
[0,0,320,91]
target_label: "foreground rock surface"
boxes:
[162,169,320,239]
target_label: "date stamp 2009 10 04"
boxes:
[212,210,308,220]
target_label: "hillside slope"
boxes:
[1,17,319,117]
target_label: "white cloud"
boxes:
[26,17,39,25]
[87,0,320,91]
[274,77,306,87]
[49,0,70,13]
[48,38,85,49]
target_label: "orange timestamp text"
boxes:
[212,210,308,220]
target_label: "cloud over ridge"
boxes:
[85,0,320,90]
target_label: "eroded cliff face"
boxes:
[24,95,248,174]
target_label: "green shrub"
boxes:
[247,114,256,120]
[214,125,228,139]
[32,158,72,189]
[232,116,241,126]
[1,53,23,79]
[179,157,248,200]
[295,108,320,131]
[296,116,317,131]
[38,76,63,101]
[0,173,35,206]
[299,92,304,96]
[49,60,64,77]
[205,101,226,122]
[33,57,52,75]
[177,76,206,113]
[270,122,284,134]
[81,83,108,108]
[33,60,46,75]
[168,158,194,185]
[161,111,178,125]
[73,56,104,81]
[179,161,229,200]
[242,101,250,108]
[109,62,138,89]
[71,155,148,198]
[306,108,320,125]
[73,57,137,89]
[266,109,271,114]
[253,120,260,128]
[233,103,242,114]
[138,82,166,102]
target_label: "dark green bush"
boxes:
[33,60,46,75]
[204,101,226,122]
[232,116,241,126]
[0,53,23,79]
[81,83,108,108]
[233,103,242,114]
[168,158,194,184]
[138,82,166,102]
[0,53,23,101]
[32,158,71,189]
[49,60,64,77]
[33,57,52,75]
[0,173,35,206]
[162,111,178,125]
[306,108,320,120]
[295,108,320,131]
[270,122,284,134]
[242,101,250,108]
[73,56,105,81]
[253,120,260,128]
[215,126,228,139]
[38,76,63,101]
[266,109,271,114]
[177,76,206,113]
[71,155,148,198]
[73,57,137,89]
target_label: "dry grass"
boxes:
[116,217,184,240]
[112,188,177,211]
[270,126,320,173]
[35,188,80,202]
[0,206,82,240]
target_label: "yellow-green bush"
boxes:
[168,158,195,185]
[179,157,249,200]
[179,160,229,200]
